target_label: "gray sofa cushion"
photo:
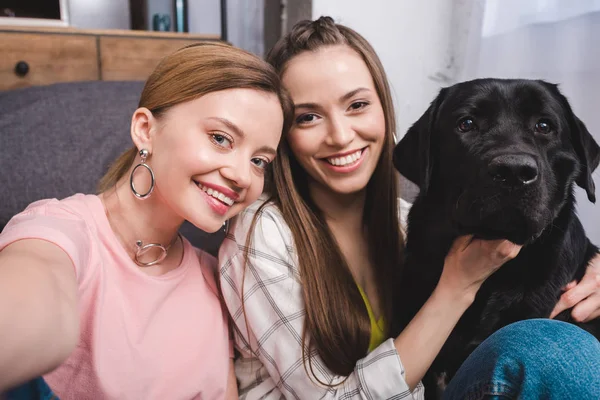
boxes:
[0,81,224,255]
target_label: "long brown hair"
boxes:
[253,16,403,379]
[98,41,293,192]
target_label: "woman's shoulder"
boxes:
[220,194,293,257]
[18,193,94,216]
[230,195,289,236]
[218,195,300,295]
[238,194,284,221]
[4,193,101,235]
[0,194,101,280]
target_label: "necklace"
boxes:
[134,233,182,267]
[102,197,182,267]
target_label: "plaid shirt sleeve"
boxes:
[218,200,425,400]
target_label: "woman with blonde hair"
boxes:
[219,17,600,399]
[0,42,292,399]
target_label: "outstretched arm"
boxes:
[0,239,79,391]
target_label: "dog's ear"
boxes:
[571,116,600,203]
[551,85,600,203]
[393,88,447,194]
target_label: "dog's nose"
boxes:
[488,154,539,186]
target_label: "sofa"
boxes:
[0,81,225,255]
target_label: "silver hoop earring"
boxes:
[130,149,155,199]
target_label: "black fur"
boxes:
[392,78,600,399]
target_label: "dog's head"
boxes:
[394,79,600,244]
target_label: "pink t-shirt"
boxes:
[0,194,231,400]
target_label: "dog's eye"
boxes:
[457,118,475,132]
[535,120,553,134]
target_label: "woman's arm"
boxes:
[0,239,79,391]
[394,237,521,389]
[394,199,523,388]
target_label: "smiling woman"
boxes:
[0,42,292,399]
[218,16,409,398]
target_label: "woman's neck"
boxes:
[308,181,366,229]
[100,179,184,269]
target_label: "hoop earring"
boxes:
[130,149,155,199]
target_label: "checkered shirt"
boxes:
[218,198,424,399]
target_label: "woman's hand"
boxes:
[438,235,522,300]
[550,253,600,322]
[395,235,521,389]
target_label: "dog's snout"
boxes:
[488,154,539,186]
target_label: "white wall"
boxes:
[312,0,482,138]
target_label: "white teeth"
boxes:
[327,149,362,166]
[198,184,234,206]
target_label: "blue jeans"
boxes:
[444,319,600,399]
[3,377,57,400]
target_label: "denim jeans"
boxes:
[3,377,57,400]
[444,319,600,399]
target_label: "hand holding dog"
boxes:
[394,235,522,389]
[439,235,522,300]
[551,254,600,321]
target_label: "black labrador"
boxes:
[392,78,600,399]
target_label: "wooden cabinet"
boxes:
[0,26,221,90]
[98,36,201,81]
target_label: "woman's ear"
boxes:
[131,107,156,153]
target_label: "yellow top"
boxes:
[357,285,387,352]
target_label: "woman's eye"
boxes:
[251,158,269,170]
[349,101,368,111]
[296,113,319,125]
[211,133,233,148]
